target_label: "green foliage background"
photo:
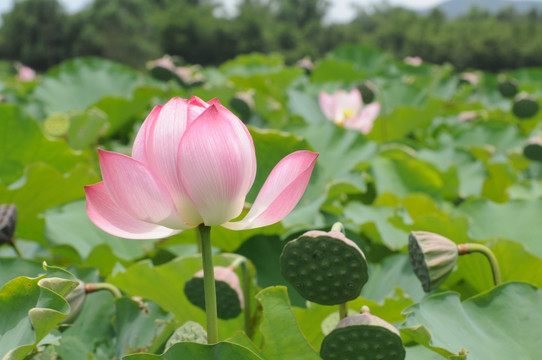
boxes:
[2,0,542,71]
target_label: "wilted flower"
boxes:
[408,231,458,292]
[404,56,423,67]
[85,97,317,239]
[318,88,380,134]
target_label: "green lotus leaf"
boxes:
[33,57,150,115]
[255,286,320,360]
[401,282,542,359]
[455,198,542,258]
[0,163,98,244]
[0,264,77,360]
[0,104,85,185]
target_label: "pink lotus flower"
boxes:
[404,56,423,67]
[318,88,380,134]
[85,97,318,239]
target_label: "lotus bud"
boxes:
[320,306,405,360]
[513,93,540,119]
[280,229,368,305]
[165,321,207,350]
[523,135,542,161]
[497,77,519,98]
[408,231,458,292]
[184,266,244,319]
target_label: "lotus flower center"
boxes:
[336,108,355,126]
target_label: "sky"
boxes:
[0,0,446,23]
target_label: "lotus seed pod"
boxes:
[357,81,377,104]
[513,93,540,119]
[280,230,368,305]
[523,135,542,161]
[408,231,458,292]
[320,306,405,360]
[60,280,86,325]
[165,321,207,350]
[497,78,519,98]
[0,204,17,245]
[184,266,244,319]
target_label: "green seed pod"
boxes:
[280,230,368,305]
[523,135,542,161]
[0,204,17,245]
[184,266,244,319]
[513,93,540,119]
[357,81,377,104]
[408,231,458,292]
[165,321,207,350]
[497,78,519,98]
[320,306,405,360]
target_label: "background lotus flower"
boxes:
[318,88,380,134]
[404,56,423,66]
[85,96,318,239]
[17,65,36,82]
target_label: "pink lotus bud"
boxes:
[85,97,318,239]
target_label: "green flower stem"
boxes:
[241,260,253,338]
[331,222,348,319]
[198,224,218,344]
[459,243,502,286]
[86,282,122,298]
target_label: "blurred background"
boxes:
[2,0,542,72]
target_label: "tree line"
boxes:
[1,0,541,72]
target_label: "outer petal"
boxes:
[223,150,318,230]
[344,102,381,134]
[178,104,257,226]
[99,149,188,229]
[318,91,337,120]
[85,182,184,239]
